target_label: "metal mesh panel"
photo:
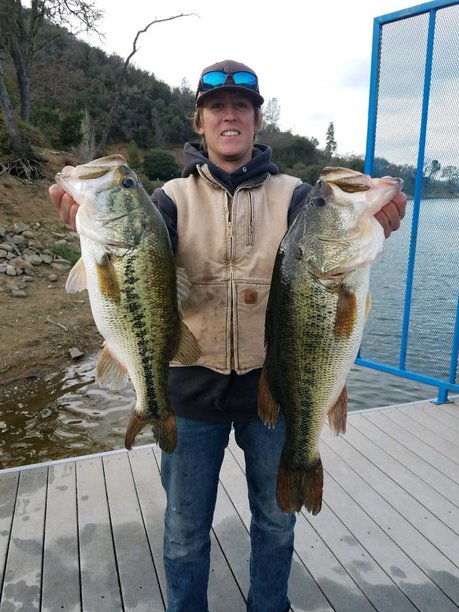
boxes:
[360,2,459,385]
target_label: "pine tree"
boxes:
[324,122,337,159]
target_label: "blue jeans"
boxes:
[161,416,295,612]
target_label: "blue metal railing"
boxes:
[358,0,459,404]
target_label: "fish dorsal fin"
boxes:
[66,258,87,293]
[334,286,357,338]
[95,342,129,390]
[174,320,202,365]
[327,386,347,434]
[176,266,191,307]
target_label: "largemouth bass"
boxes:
[258,167,403,514]
[55,155,201,452]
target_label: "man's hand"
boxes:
[375,190,407,238]
[49,182,79,231]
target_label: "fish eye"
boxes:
[310,196,326,207]
[122,177,135,188]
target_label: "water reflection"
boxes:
[0,355,155,469]
[0,352,436,470]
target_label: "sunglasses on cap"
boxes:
[199,70,259,92]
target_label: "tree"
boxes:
[96,13,193,155]
[263,98,281,132]
[324,122,337,159]
[143,149,180,181]
[0,0,102,159]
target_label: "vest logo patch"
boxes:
[244,289,259,304]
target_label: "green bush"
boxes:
[143,149,180,181]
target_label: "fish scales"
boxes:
[56,155,201,452]
[259,167,402,515]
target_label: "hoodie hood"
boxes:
[181,142,279,194]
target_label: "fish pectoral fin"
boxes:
[95,343,129,390]
[257,366,280,427]
[327,387,347,434]
[334,285,357,338]
[173,320,202,365]
[96,253,121,302]
[65,258,87,293]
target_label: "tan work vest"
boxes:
[163,165,301,374]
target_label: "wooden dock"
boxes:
[0,398,458,611]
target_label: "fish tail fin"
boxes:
[258,365,280,427]
[276,453,323,515]
[327,386,347,434]
[124,411,150,450]
[151,413,177,454]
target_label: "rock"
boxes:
[11,235,26,247]
[41,254,53,264]
[10,288,27,297]
[6,266,17,276]
[48,274,59,282]
[69,347,84,359]
[0,250,8,259]
[24,253,43,266]
[13,221,30,233]
[0,243,13,252]
[51,262,71,271]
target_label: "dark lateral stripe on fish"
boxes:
[334,286,357,338]
[96,255,121,302]
[122,255,158,412]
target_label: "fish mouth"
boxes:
[55,155,128,202]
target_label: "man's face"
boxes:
[197,90,260,172]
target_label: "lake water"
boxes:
[1,198,457,469]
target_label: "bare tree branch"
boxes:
[97,13,195,155]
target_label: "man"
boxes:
[50,59,406,612]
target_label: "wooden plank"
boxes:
[362,409,459,486]
[42,462,80,612]
[399,405,459,447]
[149,444,247,611]
[103,452,164,611]
[300,496,409,611]
[77,457,123,612]
[0,472,18,587]
[369,407,458,463]
[128,447,167,602]
[293,509,375,612]
[0,467,47,612]
[208,529,247,611]
[224,439,334,612]
[322,436,459,604]
[346,425,459,544]
[320,461,457,612]
[345,417,459,529]
[213,481,250,599]
[413,401,459,428]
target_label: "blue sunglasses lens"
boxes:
[200,70,258,91]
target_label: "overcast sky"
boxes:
[78,0,419,155]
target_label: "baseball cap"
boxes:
[195,59,264,107]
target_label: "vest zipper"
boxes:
[247,193,254,246]
[227,195,235,370]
